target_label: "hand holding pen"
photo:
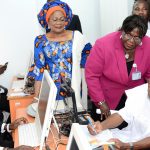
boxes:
[87,118,103,135]
[87,116,98,135]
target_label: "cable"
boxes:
[55,142,67,150]
[49,128,58,148]
[44,137,51,150]
[45,145,51,150]
[50,127,68,150]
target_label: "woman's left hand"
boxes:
[9,117,28,130]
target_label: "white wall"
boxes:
[128,0,134,15]
[99,0,134,37]
[64,0,100,45]
[0,0,133,88]
[99,0,128,37]
[0,0,40,88]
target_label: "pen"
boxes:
[87,116,97,134]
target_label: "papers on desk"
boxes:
[80,125,113,149]
[10,92,30,97]
[11,80,25,90]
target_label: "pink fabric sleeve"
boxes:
[85,39,105,103]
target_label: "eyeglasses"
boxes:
[133,7,148,13]
[123,32,141,44]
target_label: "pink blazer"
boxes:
[85,31,150,109]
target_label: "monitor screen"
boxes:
[36,70,57,150]
[69,137,79,150]
[38,74,51,128]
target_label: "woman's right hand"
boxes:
[87,121,103,135]
[99,101,111,120]
[9,117,28,130]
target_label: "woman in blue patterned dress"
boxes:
[27,1,91,110]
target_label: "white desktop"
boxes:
[18,70,57,150]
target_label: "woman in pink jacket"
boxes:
[85,15,150,122]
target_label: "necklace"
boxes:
[125,53,129,59]
[124,49,135,60]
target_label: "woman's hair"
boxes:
[120,15,148,38]
[133,0,150,21]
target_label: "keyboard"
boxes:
[18,123,39,146]
[11,80,25,90]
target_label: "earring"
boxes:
[139,41,142,46]
[120,35,122,39]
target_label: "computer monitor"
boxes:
[66,123,91,150]
[35,70,57,150]
[18,70,57,149]
[67,123,114,150]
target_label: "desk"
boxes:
[8,94,67,149]
[13,107,68,149]
[8,77,34,122]
[8,78,68,149]
[8,95,33,122]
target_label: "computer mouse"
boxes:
[26,103,37,118]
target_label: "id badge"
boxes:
[132,71,141,80]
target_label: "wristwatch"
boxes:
[129,142,134,150]
[98,100,105,106]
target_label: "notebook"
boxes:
[11,50,33,90]
[18,70,57,150]
[67,123,113,150]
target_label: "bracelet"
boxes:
[6,124,12,133]
[1,123,6,133]
[98,100,105,106]
[129,142,134,150]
